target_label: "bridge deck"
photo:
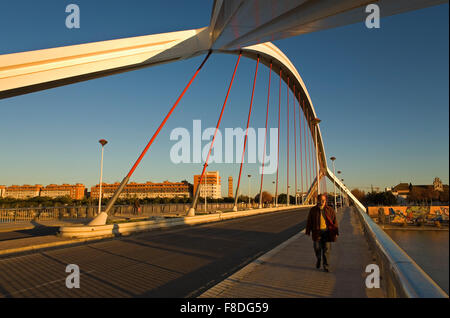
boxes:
[200,207,385,298]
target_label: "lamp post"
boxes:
[311,118,321,199]
[98,139,108,215]
[204,171,207,213]
[341,178,345,207]
[337,170,342,208]
[272,181,276,207]
[248,174,252,209]
[330,157,337,210]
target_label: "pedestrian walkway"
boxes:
[0,219,89,233]
[199,207,385,298]
[0,219,105,257]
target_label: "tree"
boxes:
[292,195,297,204]
[430,190,440,203]
[237,195,249,203]
[351,188,365,203]
[364,190,397,206]
[56,195,72,205]
[254,191,273,205]
[261,191,273,204]
[278,193,287,204]
[222,196,234,203]
[408,187,425,204]
[382,191,397,205]
[439,190,449,203]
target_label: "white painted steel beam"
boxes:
[0,27,210,99]
[1,0,445,99]
[210,0,448,49]
[326,167,366,211]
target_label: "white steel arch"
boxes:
[227,43,364,208]
[2,0,441,212]
[0,34,365,209]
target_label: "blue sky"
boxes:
[0,1,448,196]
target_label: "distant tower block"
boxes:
[228,176,233,198]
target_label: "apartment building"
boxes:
[193,171,222,199]
[2,183,86,200]
[40,183,85,200]
[4,184,43,199]
[91,181,190,199]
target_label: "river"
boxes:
[384,229,449,295]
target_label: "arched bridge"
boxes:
[0,0,447,298]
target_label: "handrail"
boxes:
[353,204,448,298]
[326,166,447,297]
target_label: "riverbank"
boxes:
[380,224,448,231]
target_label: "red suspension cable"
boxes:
[303,99,308,193]
[313,119,318,191]
[276,70,281,205]
[298,92,303,202]
[286,77,290,204]
[197,53,242,198]
[312,119,316,189]
[234,57,260,204]
[308,111,313,191]
[127,51,212,178]
[259,63,272,206]
[293,85,297,205]
[311,113,316,191]
[101,52,212,216]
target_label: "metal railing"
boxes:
[0,202,286,223]
[353,204,448,298]
[0,205,172,223]
[0,206,96,223]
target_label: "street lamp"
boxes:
[248,174,252,209]
[272,181,276,207]
[311,118,321,199]
[98,139,108,215]
[341,178,345,207]
[204,170,207,213]
[330,157,337,210]
[337,170,342,208]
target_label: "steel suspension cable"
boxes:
[100,51,212,217]
[308,111,313,194]
[293,85,297,205]
[312,118,318,193]
[275,70,281,206]
[233,57,260,209]
[286,77,290,205]
[191,53,242,212]
[298,92,303,204]
[310,112,317,195]
[303,99,308,195]
[259,62,272,208]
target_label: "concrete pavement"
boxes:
[0,219,90,233]
[0,208,309,297]
[0,206,387,298]
[200,207,385,298]
[0,208,304,257]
